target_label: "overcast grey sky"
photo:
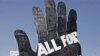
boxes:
[0,0,100,56]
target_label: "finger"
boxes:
[14,29,36,56]
[57,1,67,36]
[33,7,48,42]
[44,0,57,39]
[67,9,82,55]
[67,9,77,33]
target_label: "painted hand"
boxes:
[14,0,82,56]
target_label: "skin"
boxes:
[14,0,82,56]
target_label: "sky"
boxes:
[0,0,100,56]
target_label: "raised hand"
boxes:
[14,0,82,56]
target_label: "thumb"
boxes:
[14,29,36,56]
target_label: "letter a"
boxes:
[38,43,48,56]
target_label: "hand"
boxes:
[14,0,82,56]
